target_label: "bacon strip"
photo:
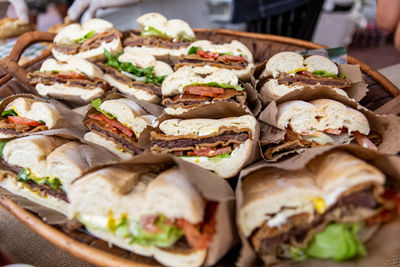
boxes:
[354,132,378,151]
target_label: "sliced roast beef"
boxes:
[53,43,80,55]
[24,179,69,202]
[96,63,162,97]
[53,29,122,54]
[175,54,248,70]
[161,89,247,109]
[27,72,110,91]
[123,33,192,49]
[151,131,250,153]
[251,185,381,260]
[79,29,122,52]
[263,73,351,89]
[84,118,143,155]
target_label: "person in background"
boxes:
[376,0,400,51]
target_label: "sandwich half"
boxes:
[27,56,110,102]
[123,12,195,58]
[96,51,173,103]
[0,97,63,138]
[52,18,122,62]
[69,165,218,267]
[264,99,379,159]
[258,52,351,101]
[0,135,118,215]
[175,40,254,80]
[83,98,156,159]
[150,115,257,178]
[161,68,246,115]
[238,151,399,265]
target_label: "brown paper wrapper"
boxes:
[236,144,400,267]
[258,86,400,161]
[251,60,369,108]
[139,102,261,177]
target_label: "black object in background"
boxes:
[232,0,325,41]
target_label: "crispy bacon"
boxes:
[187,146,232,157]
[54,71,87,80]
[176,202,218,250]
[216,54,244,62]
[354,131,378,151]
[365,209,393,225]
[324,128,342,135]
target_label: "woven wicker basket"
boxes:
[0,29,399,267]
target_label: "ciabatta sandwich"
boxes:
[69,165,218,267]
[258,52,350,101]
[0,17,36,39]
[27,56,110,103]
[0,135,118,215]
[175,40,254,80]
[0,97,63,138]
[123,13,195,59]
[264,99,378,159]
[238,151,399,265]
[150,115,257,178]
[52,18,122,62]
[97,51,173,103]
[83,98,156,159]
[161,68,246,115]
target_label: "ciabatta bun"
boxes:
[40,57,103,80]
[83,132,133,160]
[117,53,173,77]
[0,18,36,39]
[36,83,105,102]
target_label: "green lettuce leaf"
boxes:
[312,70,339,78]
[187,46,199,55]
[1,109,18,117]
[104,50,166,86]
[303,222,366,262]
[91,98,115,119]
[141,26,170,38]
[185,82,244,92]
[0,140,8,158]
[17,168,63,191]
[208,152,232,163]
[130,215,184,248]
[74,30,96,44]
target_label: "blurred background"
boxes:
[4,0,400,70]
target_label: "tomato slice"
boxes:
[196,50,218,59]
[54,72,87,80]
[188,146,232,157]
[365,209,393,225]
[354,132,378,151]
[184,86,224,97]
[217,55,244,62]
[141,215,163,234]
[7,116,44,127]
[324,128,342,135]
[88,113,134,138]
[296,70,312,76]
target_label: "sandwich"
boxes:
[0,97,63,138]
[150,115,257,178]
[161,68,246,115]
[0,17,36,39]
[175,40,254,80]
[97,51,173,103]
[83,98,156,159]
[238,151,400,265]
[0,135,119,215]
[52,18,122,62]
[69,165,218,267]
[123,12,195,58]
[27,56,110,103]
[263,99,379,159]
[258,52,351,101]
